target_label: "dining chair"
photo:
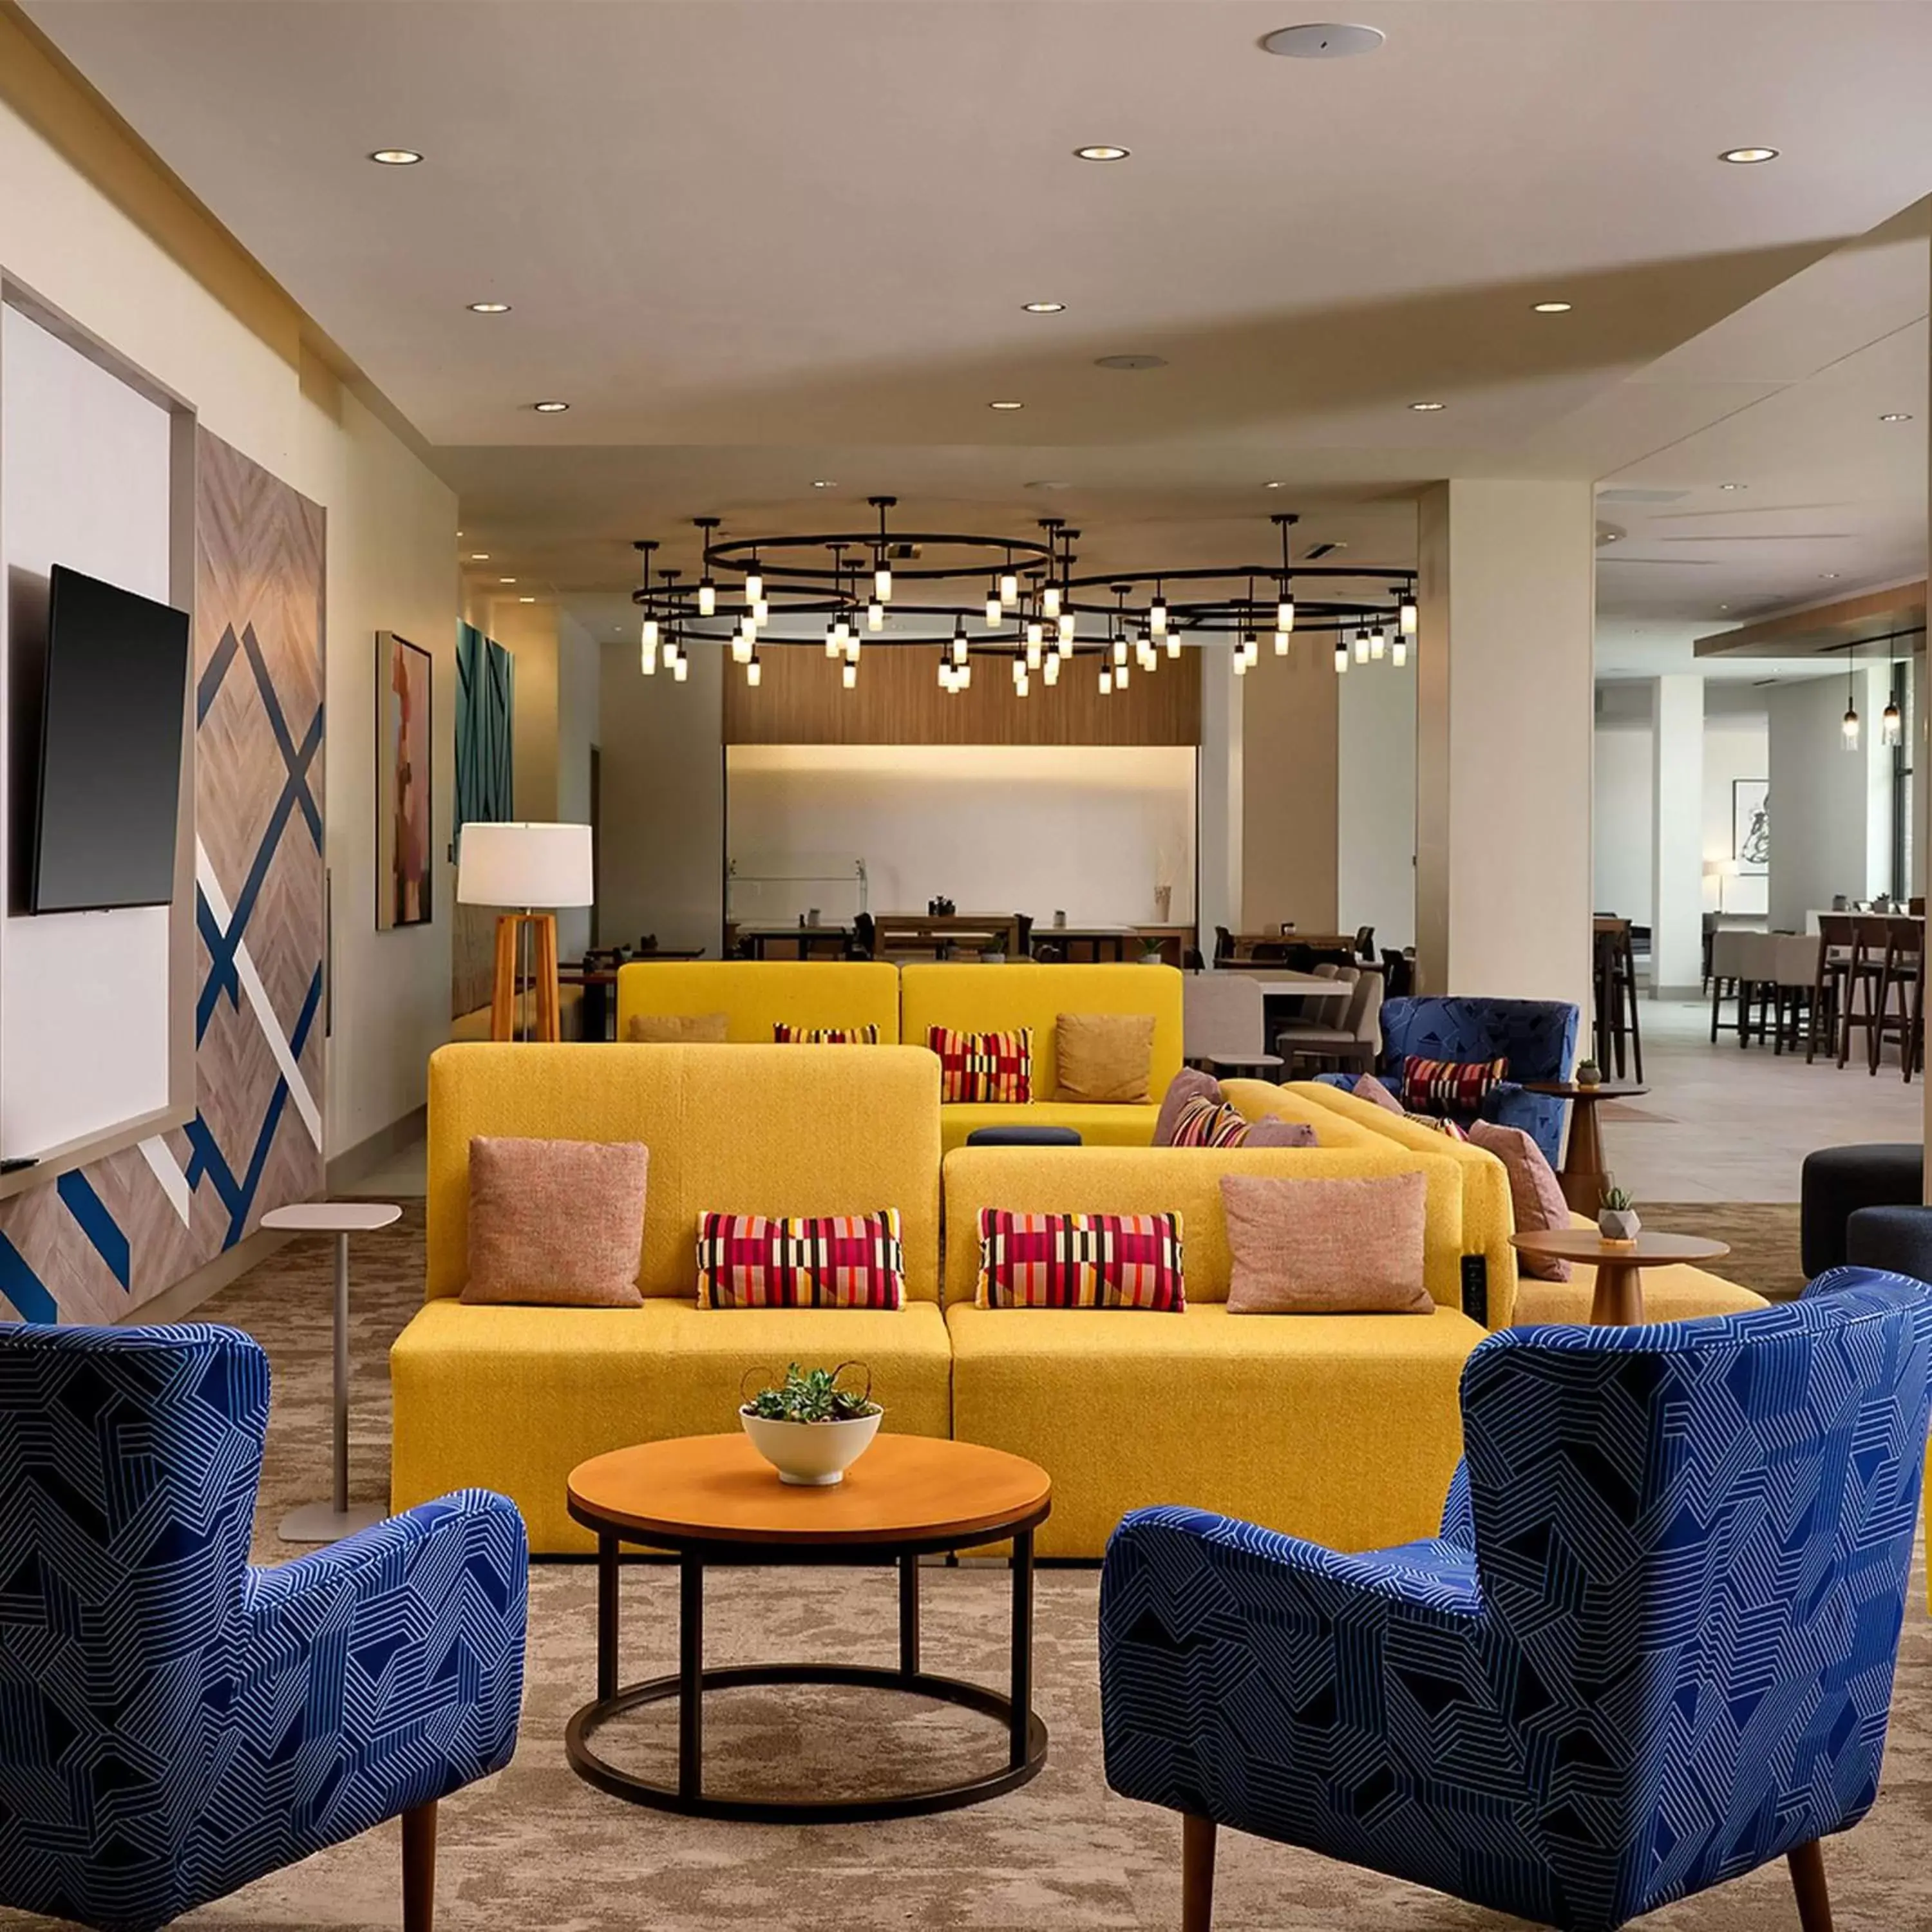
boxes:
[0,1323,527,1932]
[1873,912,1924,1081]
[1808,913,1858,1065]
[1591,917,1643,1079]
[1837,914,1893,1071]
[1100,1274,1932,1932]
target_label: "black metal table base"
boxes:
[565,1533,1046,1822]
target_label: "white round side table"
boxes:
[261,1201,402,1544]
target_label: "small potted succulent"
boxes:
[739,1361,882,1487]
[1598,1184,1641,1244]
[1574,1057,1603,1088]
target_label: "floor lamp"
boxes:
[457,821,594,1042]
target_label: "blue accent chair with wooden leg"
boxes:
[1099,1273,1932,1931]
[0,1324,527,1932]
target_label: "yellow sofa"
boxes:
[1235,1078,1765,1327]
[390,1043,947,1553]
[900,962,1184,1151]
[942,1139,1482,1560]
[614,959,902,1044]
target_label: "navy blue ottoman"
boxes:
[964,1126,1083,1147]
[1845,1205,1932,1288]
[1800,1144,1924,1278]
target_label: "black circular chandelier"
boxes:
[631,500,1417,696]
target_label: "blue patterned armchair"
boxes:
[0,1325,527,1932]
[1100,1272,1932,1932]
[1321,994,1578,1162]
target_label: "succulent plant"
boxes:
[742,1361,879,1424]
[1600,1184,1634,1213]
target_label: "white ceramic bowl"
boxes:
[739,1408,883,1486]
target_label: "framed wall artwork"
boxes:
[1732,777,1769,876]
[378,630,433,928]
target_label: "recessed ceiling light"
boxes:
[1260,23,1387,59]
[1074,145,1130,162]
[989,399,1025,411]
[533,399,570,413]
[468,301,511,314]
[1819,571,1841,579]
[1409,400,1446,412]
[1532,301,1573,314]
[811,478,837,489]
[1719,482,1747,491]
[1023,301,1066,314]
[368,148,423,166]
[1095,353,1167,371]
[498,577,517,584]
[469,552,490,560]
[518,596,535,603]
[1881,412,1914,422]
[1720,147,1778,164]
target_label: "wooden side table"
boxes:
[1522,1080,1649,1214]
[262,1201,402,1543]
[1510,1229,1730,1327]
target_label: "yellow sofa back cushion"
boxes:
[615,960,902,1045]
[900,963,1183,1101]
[426,1043,941,1302]
[941,1142,1464,1310]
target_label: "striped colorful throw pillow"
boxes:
[773,1023,881,1045]
[1168,1094,1254,1148]
[927,1026,1032,1103]
[697,1209,905,1309]
[976,1209,1184,1311]
[1401,1055,1508,1113]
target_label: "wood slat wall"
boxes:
[722,643,1201,746]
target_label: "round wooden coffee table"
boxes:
[1510,1229,1730,1326]
[1520,1080,1650,1214]
[565,1432,1052,1823]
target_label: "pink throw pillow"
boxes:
[1220,1172,1433,1314]
[1351,1072,1405,1115]
[1468,1121,1572,1281]
[462,1137,648,1306]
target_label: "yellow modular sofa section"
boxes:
[900,962,1184,1151]
[1246,1077,1765,1327]
[942,1141,1481,1560]
[391,1043,947,1553]
[615,960,902,1043]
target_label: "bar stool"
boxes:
[1873,913,1924,1082]
[1836,914,1893,1072]
[1593,917,1644,1081]
[1807,914,1857,1065]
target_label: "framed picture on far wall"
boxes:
[378,631,433,928]
[1732,777,1769,876]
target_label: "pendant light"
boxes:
[867,598,885,632]
[1117,662,1131,689]
[1369,623,1387,661]
[938,661,954,693]
[1043,582,1061,620]
[744,655,762,688]
[1843,648,1861,749]
[1233,649,1249,678]
[672,646,689,683]
[1000,553,1019,605]
[1392,635,1408,668]
[694,516,719,616]
[1882,658,1903,746]
[1273,512,1298,635]
[1026,632,1044,671]
[1112,635,1128,668]
[1043,653,1061,687]
[828,545,851,654]
[1027,617,1045,652]
[986,585,1003,626]
[1149,584,1168,637]
[957,659,972,690]
[753,598,770,626]
[825,625,842,659]
[846,635,862,665]
[640,632,657,674]
[745,555,763,605]
[1243,633,1260,669]
[1058,612,1076,645]
[869,495,896,602]
[842,661,858,690]
[952,624,969,667]
[1399,582,1418,634]
[1334,636,1349,674]
[1099,666,1113,696]
[634,540,661,674]
[732,634,753,665]
[1166,631,1182,660]
[1354,622,1372,665]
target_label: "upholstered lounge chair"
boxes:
[0,1324,527,1932]
[1100,1273,1932,1931]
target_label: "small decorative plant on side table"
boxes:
[1574,1058,1603,1088]
[740,1361,884,1486]
[1598,1184,1642,1244]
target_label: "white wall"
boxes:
[1767,668,1891,930]
[1593,717,1653,921]
[1336,648,1416,953]
[726,744,1197,929]
[0,90,459,1163]
[1703,714,1769,917]
[0,306,174,1155]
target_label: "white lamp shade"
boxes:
[457,821,594,908]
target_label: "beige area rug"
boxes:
[6,1205,1926,1931]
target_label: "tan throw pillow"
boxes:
[627,1012,730,1043]
[1220,1171,1432,1314]
[1056,1012,1155,1104]
[1468,1121,1572,1281]
[462,1136,649,1307]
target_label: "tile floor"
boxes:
[1598,998,1926,1203]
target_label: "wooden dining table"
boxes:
[875,913,1025,959]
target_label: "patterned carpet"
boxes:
[6,1203,1926,1931]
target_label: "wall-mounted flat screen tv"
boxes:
[32,564,190,914]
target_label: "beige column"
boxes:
[1414,479,1596,1014]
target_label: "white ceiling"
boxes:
[25,0,1932,639]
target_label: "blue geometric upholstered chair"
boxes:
[1099,1273,1932,1932]
[0,1324,527,1932]
[1320,994,1578,1162]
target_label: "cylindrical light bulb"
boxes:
[1043,584,1061,619]
[732,635,753,665]
[744,656,762,688]
[867,600,885,632]
[1117,663,1131,689]
[1149,599,1168,636]
[672,654,690,683]
[1274,629,1291,656]
[842,661,858,690]
[834,614,851,645]
[1058,613,1076,646]
[697,576,716,617]
[1370,625,1387,659]
[952,632,969,667]
[958,661,972,690]
[1166,634,1182,660]
[1057,632,1074,661]
[987,592,1003,626]
[1233,651,1249,678]
[1026,636,1043,670]
[1354,627,1371,664]
[846,636,862,664]
[1399,590,1418,634]
[753,599,770,625]
[1244,634,1260,667]
[640,637,657,675]
[1099,667,1113,696]
[1392,637,1408,668]
[1027,619,1045,650]
[1843,706,1861,748]
[1000,571,1019,603]
[1112,636,1128,667]
[825,629,841,659]
[641,615,659,651]
[745,571,763,604]
[740,612,758,641]
[1278,598,1295,633]
[1883,696,1903,746]
[1043,654,1061,687]
[1334,639,1349,674]
[662,639,679,671]
[875,564,892,601]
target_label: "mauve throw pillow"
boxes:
[1153,1066,1222,1146]
[462,1136,649,1307]
[1468,1121,1572,1281]
[1221,1171,1432,1314]
[1351,1071,1406,1114]
[1242,1116,1320,1148]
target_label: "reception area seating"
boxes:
[1099,1274,1932,1932]
[615,957,902,1043]
[0,1323,528,1932]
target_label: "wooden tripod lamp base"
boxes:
[491,911,560,1043]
